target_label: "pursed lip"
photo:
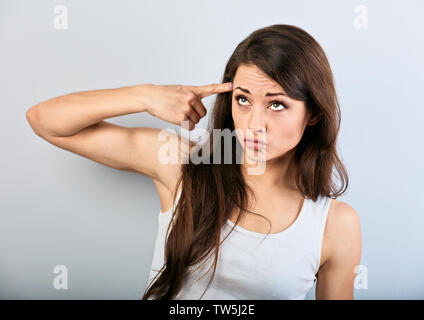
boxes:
[244,137,267,145]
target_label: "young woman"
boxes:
[26,24,361,300]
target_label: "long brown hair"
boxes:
[142,24,348,300]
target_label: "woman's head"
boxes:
[214,24,339,168]
[142,24,348,300]
[231,63,316,162]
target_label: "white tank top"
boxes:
[147,188,332,300]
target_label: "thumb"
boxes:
[192,82,233,99]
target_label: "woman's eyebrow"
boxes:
[234,86,288,97]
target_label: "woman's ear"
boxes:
[307,112,321,126]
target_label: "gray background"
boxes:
[1,0,423,299]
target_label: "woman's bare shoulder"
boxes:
[320,198,361,269]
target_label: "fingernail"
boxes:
[229,82,233,88]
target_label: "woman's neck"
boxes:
[241,149,299,192]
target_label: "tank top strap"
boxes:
[296,194,332,275]
[158,186,183,228]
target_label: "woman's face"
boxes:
[231,64,313,161]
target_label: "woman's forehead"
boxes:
[234,65,286,95]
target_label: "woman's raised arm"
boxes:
[25,82,232,192]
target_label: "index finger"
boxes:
[191,82,233,99]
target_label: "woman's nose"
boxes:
[247,106,266,134]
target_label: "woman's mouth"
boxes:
[244,138,266,151]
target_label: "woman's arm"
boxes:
[25,82,232,192]
[26,85,150,137]
[315,201,362,299]
[25,84,185,192]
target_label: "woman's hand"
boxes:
[142,82,233,130]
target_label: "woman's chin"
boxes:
[243,145,268,162]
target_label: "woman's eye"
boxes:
[236,96,249,105]
[270,102,285,111]
[235,95,286,112]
